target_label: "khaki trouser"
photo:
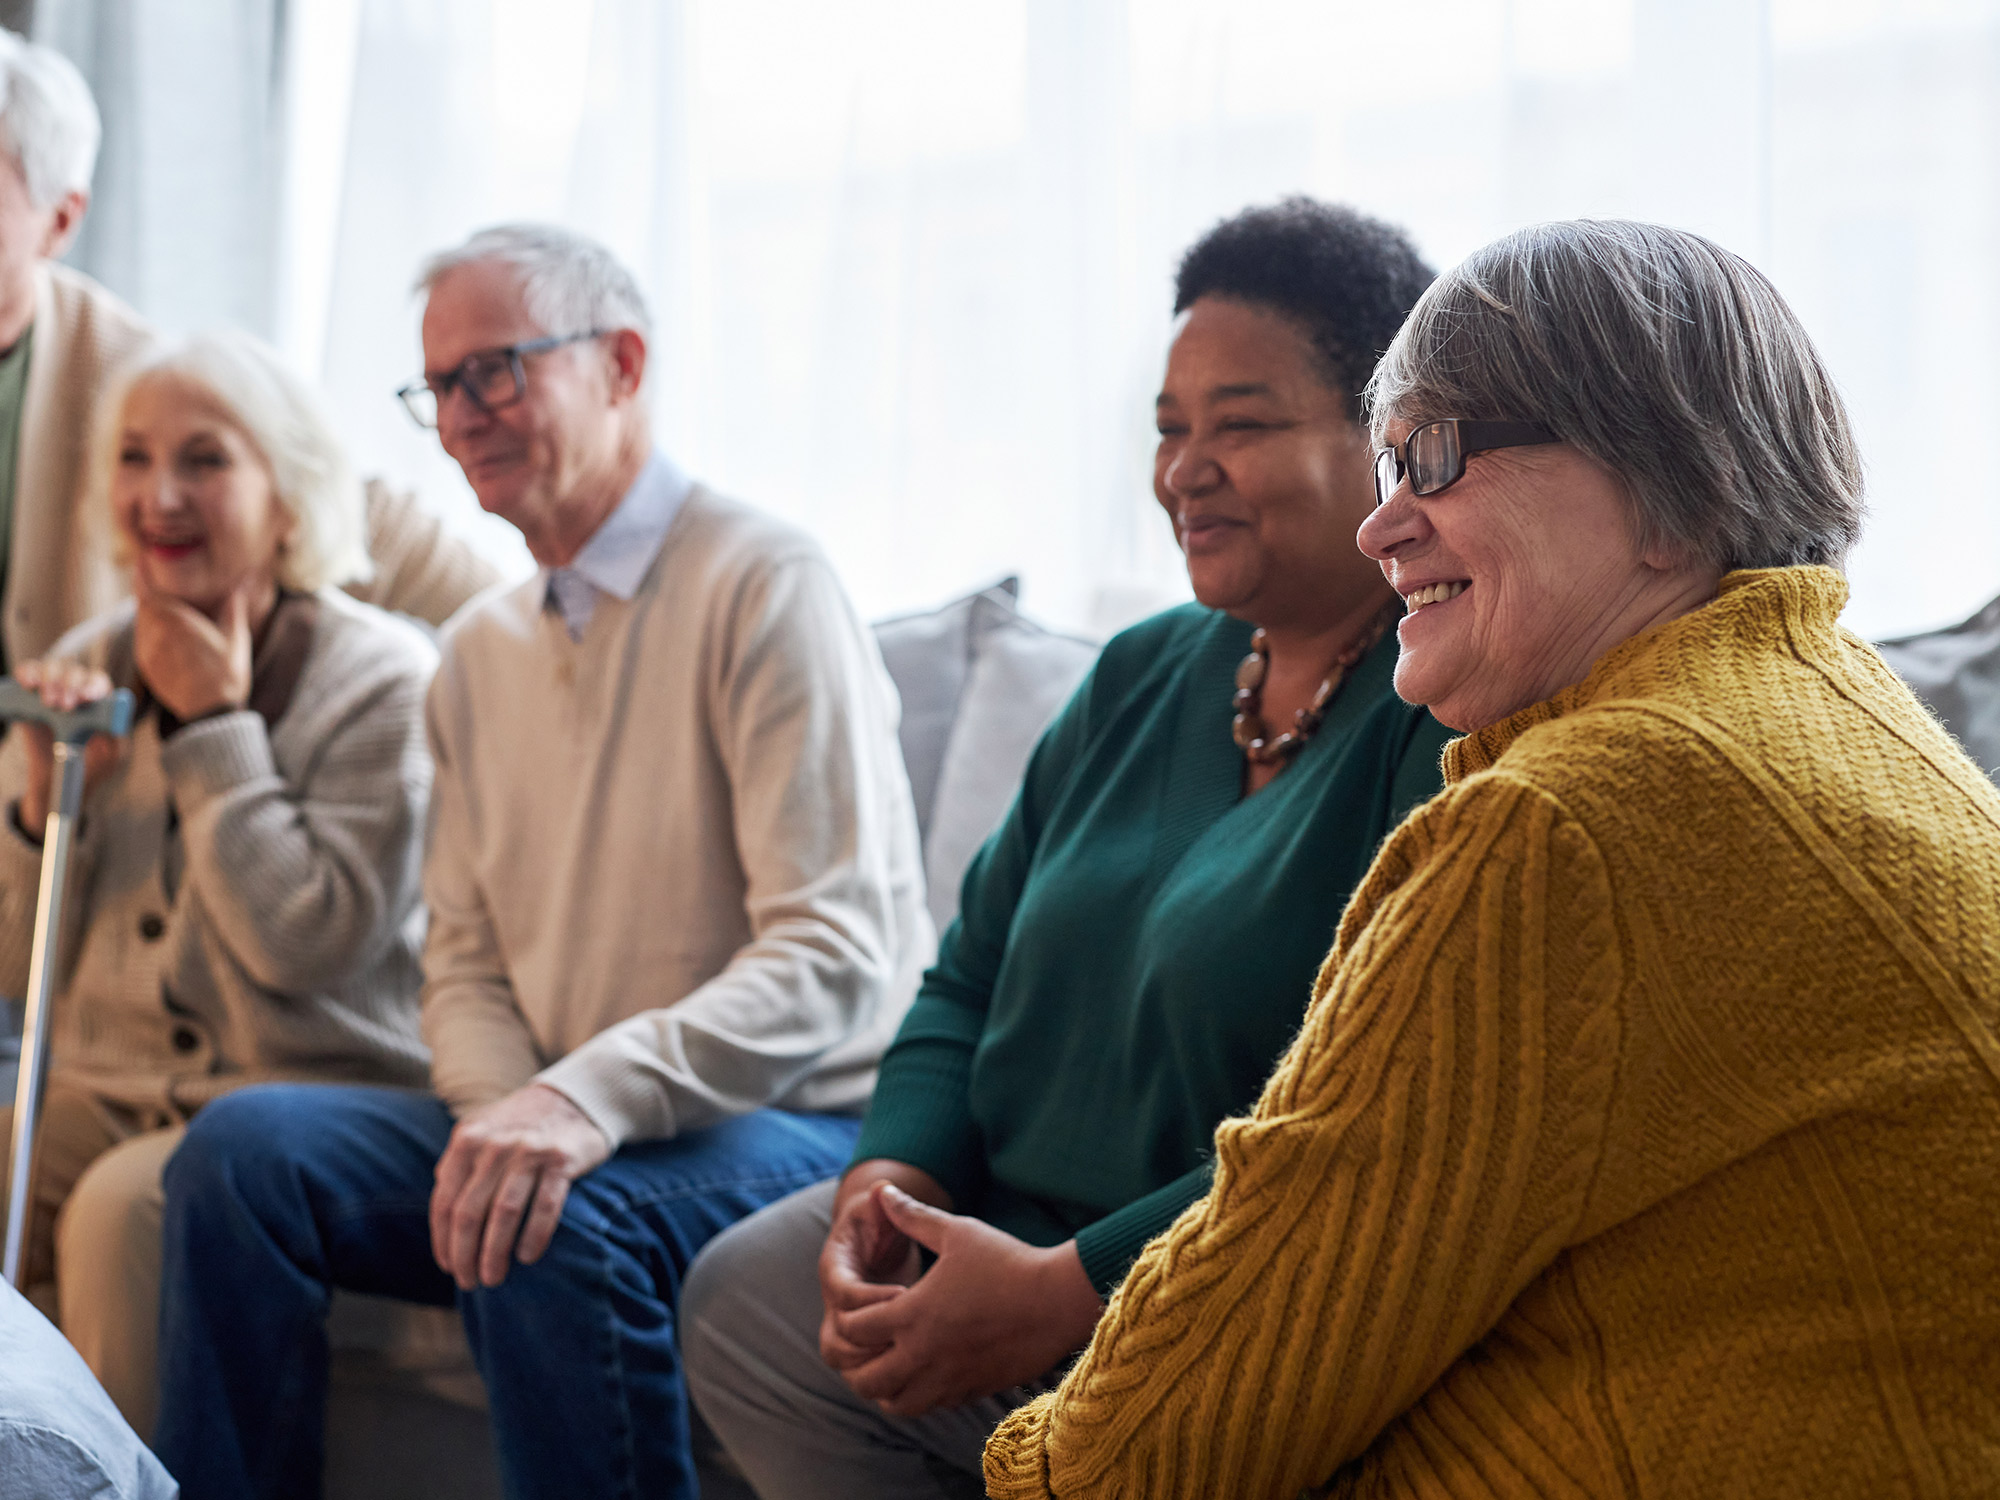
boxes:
[0,1078,183,1438]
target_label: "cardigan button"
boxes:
[170,1026,199,1053]
[138,914,165,942]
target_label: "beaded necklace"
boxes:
[1231,604,1398,766]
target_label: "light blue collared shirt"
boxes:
[543,450,692,641]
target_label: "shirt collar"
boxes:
[564,448,691,601]
[541,450,691,638]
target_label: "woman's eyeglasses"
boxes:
[1372,419,1559,507]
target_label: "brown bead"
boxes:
[1231,602,1400,770]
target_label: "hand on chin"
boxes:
[132,571,257,722]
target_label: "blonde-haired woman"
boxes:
[0,329,437,1434]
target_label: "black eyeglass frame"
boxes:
[396,329,609,428]
[1372,418,1560,508]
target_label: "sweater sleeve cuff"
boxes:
[158,710,275,803]
[849,1043,986,1208]
[1072,1160,1215,1294]
[983,1394,1059,1499]
[533,1025,675,1152]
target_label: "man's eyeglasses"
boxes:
[396,330,607,429]
[1372,419,1559,507]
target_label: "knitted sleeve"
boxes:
[162,626,436,998]
[345,478,503,629]
[984,775,1622,1500]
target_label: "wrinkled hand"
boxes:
[825,1183,1104,1417]
[11,658,124,839]
[133,578,253,723]
[429,1082,612,1290]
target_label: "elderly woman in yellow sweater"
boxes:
[984,218,2000,1499]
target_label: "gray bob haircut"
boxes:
[416,223,652,344]
[1366,220,1863,570]
[90,330,372,593]
[0,30,100,206]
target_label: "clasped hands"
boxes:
[817,1161,1104,1417]
[12,578,257,837]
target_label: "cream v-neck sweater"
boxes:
[421,485,933,1146]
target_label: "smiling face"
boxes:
[1153,296,1390,631]
[420,259,632,559]
[1357,416,1724,730]
[110,374,293,614]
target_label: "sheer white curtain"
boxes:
[49,0,2000,637]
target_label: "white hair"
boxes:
[88,330,373,593]
[0,30,98,206]
[415,223,652,342]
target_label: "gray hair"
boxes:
[415,223,652,342]
[89,330,372,593]
[1366,219,1863,570]
[0,30,98,206]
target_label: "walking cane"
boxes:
[0,678,133,1289]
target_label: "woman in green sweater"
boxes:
[682,199,1450,1498]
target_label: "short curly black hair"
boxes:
[1173,197,1435,422]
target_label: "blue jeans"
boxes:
[153,1083,859,1500]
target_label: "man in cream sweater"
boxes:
[150,226,932,1500]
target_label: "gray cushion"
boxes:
[874,579,1098,933]
[874,581,1012,842]
[1877,593,2000,779]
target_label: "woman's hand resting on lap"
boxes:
[818,1163,1104,1418]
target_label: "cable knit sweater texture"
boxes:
[984,566,2000,1499]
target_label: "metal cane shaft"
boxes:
[3,743,86,1288]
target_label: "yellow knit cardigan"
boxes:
[984,567,2000,1499]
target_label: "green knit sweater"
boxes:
[852,603,1452,1290]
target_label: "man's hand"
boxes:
[825,1182,1104,1417]
[429,1082,612,1290]
[133,578,254,723]
[11,658,123,838]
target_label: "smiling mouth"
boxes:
[1403,581,1468,612]
[1178,513,1242,548]
[140,533,205,557]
